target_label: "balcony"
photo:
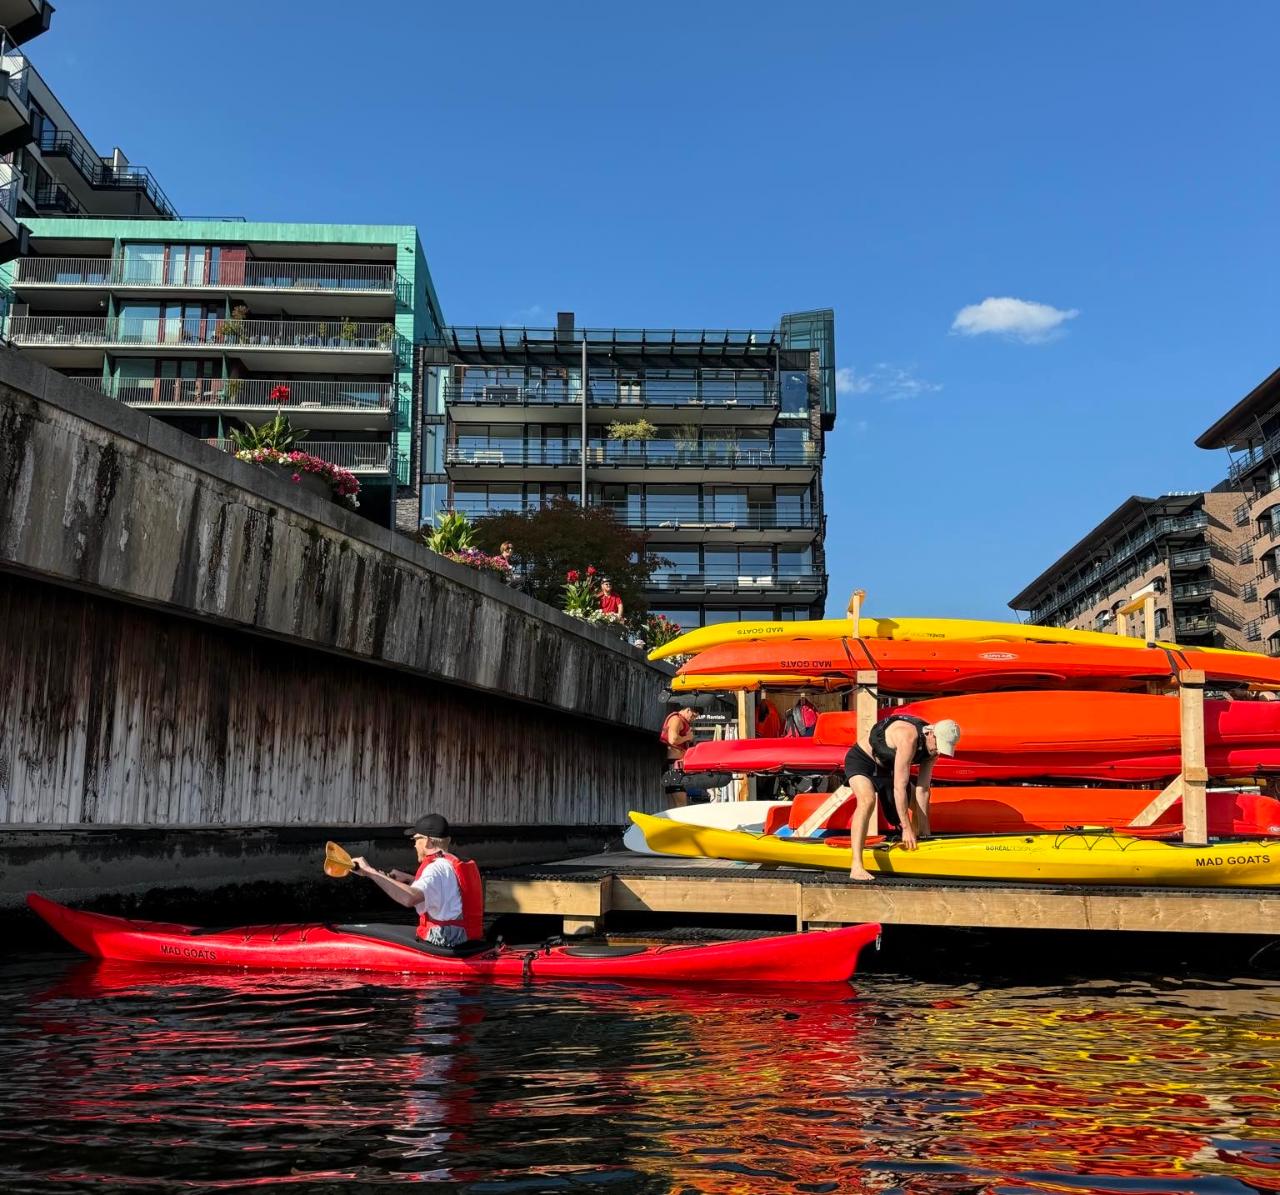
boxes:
[443,374,781,425]
[207,438,395,475]
[0,1,53,45]
[6,315,404,372]
[12,257,403,306]
[86,377,396,428]
[448,502,819,539]
[1168,546,1211,571]
[1171,581,1213,601]
[36,131,176,218]
[645,570,825,596]
[1174,614,1216,636]
[444,439,816,481]
[30,182,82,215]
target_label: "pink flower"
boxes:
[291,473,301,482]
[586,565,597,576]
[567,570,580,583]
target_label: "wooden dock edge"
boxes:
[485,872,1280,936]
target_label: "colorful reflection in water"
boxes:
[0,954,1276,1192]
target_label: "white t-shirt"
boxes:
[410,855,463,923]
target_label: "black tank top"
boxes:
[868,715,931,767]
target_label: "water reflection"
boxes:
[0,956,1275,1193]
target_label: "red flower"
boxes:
[270,384,290,403]
[567,570,579,583]
[586,565,597,576]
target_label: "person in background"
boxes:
[498,541,521,588]
[784,694,819,738]
[660,702,698,807]
[598,578,624,621]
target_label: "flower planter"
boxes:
[265,461,331,501]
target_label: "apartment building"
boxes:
[1197,365,1280,654]
[1008,491,1253,648]
[3,219,444,527]
[420,309,836,626]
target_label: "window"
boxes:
[780,370,808,414]
[649,607,701,630]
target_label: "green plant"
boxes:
[225,377,243,401]
[423,510,477,555]
[562,566,599,615]
[376,322,395,348]
[216,304,248,344]
[607,418,657,441]
[229,412,307,452]
[317,322,330,342]
[339,317,359,342]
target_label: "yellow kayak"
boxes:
[670,672,849,693]
[627,812,1280,887]
[647,616,1233,663]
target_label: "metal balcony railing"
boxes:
[1244,618,1262,642]
[1229,432,1280,481]
[36,130,177,218]
[646,570,824,592]
[87,376,396,412]
[1172,582,1213,600]
[447,502,818,531]
[12,256,401,293]
[443,373,779,410]
[208,439,394,473]
[0,176,17,219]
[1240,539,1257,565]
[6,315,403,353]
[1243,582,1259,603]
[444,441,815,469]
[31,183,82,214]
[1027,512,1209,622]
[1235,502,1251,526]
[0,43,30,108]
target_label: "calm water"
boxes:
[1,946,1278,1194]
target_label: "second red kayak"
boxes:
[26,894,879,985]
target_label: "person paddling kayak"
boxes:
[842,715,961,882]
[350,814,484,946]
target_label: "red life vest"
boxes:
[412,851,484,941]
[660,713,689,746]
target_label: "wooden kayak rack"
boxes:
[741,587,1218,847]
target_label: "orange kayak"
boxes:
[759,787,1280,839]
[814,692,1280,754]
[676,637,1280,693]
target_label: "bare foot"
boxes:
[848,868,876,883]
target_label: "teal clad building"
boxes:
[3,220,444,527]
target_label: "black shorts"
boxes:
[842,746,906,832]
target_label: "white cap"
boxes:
[931,719,961,757]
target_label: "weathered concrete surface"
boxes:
[0,349,668,732]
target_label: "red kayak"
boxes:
[677,637,1280,693]
[757,787,1280,839]
[815,692,1280,754]
[682,736,1280,783]
[26,894,879,985]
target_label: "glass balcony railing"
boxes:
[207,438,394,473]
[442,374,779,410]
[6,315,403,353]
[1174,614,1216,635]
[646,570,824,592]
[448,502,818,531]
[445,441,815,469]
[12,256,401,294]
[86,377,395,412]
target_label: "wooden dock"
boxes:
[486,851,1280,937]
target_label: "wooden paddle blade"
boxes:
[324,840,354,878]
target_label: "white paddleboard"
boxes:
[622,800,788,855]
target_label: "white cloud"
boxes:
[950,296,1079,343]
[504,304,545,326]
[835,367,872,396]
[837,363,942,403]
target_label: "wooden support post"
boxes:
[735,688,754,802]
[847,587,866,633]
[1118,590,1158,644]
[562,917,601,936]
[1179,669,1208,845]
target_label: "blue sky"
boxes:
[39,2,1280,619]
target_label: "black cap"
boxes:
[406,813,450,838]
